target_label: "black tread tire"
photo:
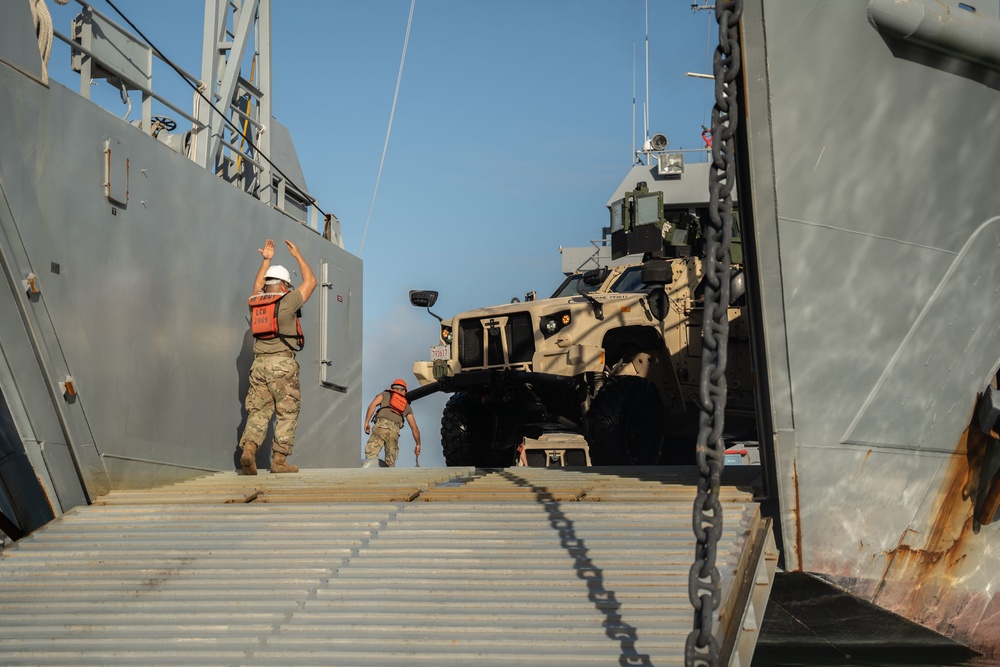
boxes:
[585,376,664,465]
[440,392,489,467]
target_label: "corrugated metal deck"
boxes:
[0,467,777,666]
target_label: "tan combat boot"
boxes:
[240,442,258,476]
[271,452,298,473]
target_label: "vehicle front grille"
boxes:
[457,313,535,368]
[507,314,533,362]
[458,319,484,367]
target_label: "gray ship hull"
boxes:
[742,0,1000,653]
[0,1,362,536]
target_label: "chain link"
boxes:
[686,1,743,666]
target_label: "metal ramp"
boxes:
[0,467,777,666]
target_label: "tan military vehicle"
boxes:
[409,160,755,467]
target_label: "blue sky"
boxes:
[48,1,719,467]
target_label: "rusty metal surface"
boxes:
[809,420,1000,653]
[739,0,1000,654]
[0,467,773,666]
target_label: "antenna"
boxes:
[644,0,649,145]
[691,2,715,128]
[632,42,637,165]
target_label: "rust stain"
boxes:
[792,457,803,570]
[877,407,990,636]
[872,527,913,601]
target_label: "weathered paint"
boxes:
[791,457,803,570]
[865,415,997,652]
[740,0,1000,652]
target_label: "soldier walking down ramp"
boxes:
[364,379,421,467]
[239,238,316,475]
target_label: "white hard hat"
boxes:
[264,265,291,285]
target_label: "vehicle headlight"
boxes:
[441,325,453,345]
[540,311,571,339]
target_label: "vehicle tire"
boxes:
[440,392,490,467]
[585,376,664,465]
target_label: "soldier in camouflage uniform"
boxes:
[239,238,316,475]
[363,379,421,467]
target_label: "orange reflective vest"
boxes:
[248,292,304,351]
[387,390,408,416]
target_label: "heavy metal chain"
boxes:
[686,1,742,666]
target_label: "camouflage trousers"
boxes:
[239,354,301,456]
[365,418,401,467]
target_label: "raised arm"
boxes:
[285,239,317,301]
[252,239,275,293]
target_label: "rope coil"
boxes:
[29,0,69,84]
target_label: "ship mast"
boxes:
[195,0,273,204]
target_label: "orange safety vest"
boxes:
[248,292,304,351]
[386,390,408,416]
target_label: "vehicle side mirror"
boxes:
[409,289,443,322]
[409,290,438,308]
[582,267,609,286]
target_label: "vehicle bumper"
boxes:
[406,369,582,402]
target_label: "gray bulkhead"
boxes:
[0,1,362,535]
[741,0,1000,649]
